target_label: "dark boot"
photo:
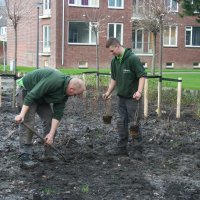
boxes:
[19,153,38,169]
[108,146,128,156]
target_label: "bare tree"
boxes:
[83,9,125,91]
[132,0,176,75]
[3,0,35,73]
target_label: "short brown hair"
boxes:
[106,37,121,48]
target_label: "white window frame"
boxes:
[68,0,99,8]
[132,29,144,53]
[185,26,200,47]
[108,0,124,9]
[0,26,7,35]
[163,26,178,47]
[165,0,178,12]
[133,0,151,15]
[43,25,51,52]
[43,0,51,16]
[108,23,123,45]
[68,21,98,45]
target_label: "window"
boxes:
[108,23,123,44]
[165,0,178,12]
[133,0,152,16]
[0,27,7,35]
[68,21,97,44]
[186,26,200,47]
[68,0,99,7]
[43,0,51,16]
[43,25,51,52]
[163,26,178,46]
[108,0,124,9]
[166,62,174,68]
[132,29,143,53]
[193,62,200,68]
[133,0,144,15]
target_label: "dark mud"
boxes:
[0,93,200,200]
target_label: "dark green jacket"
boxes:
[22,68,71,121]
[111,48,146,98]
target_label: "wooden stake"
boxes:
[0,76,1,107]
[12,78,16,108]
[144,78,148,118]
[157,79,162,117]
[176,78,182,119]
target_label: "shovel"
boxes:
[22,122,68,162]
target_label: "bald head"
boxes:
[66,77,86,96]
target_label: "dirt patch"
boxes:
[0,93,200,200]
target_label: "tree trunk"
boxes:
[95,31,100,92]
[159,17,163,76]
[12,26,17,108]
[14,26,17,74]
[151,33,157,75]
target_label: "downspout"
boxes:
[61,0,65,65]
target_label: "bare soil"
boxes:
[0,89,200,200]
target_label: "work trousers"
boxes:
[117,96,142,148]
[16,87,53,156]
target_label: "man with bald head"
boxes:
[15,68,86,169]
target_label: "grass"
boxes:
[147,73,200,90]
[0,65,200,90]
[81,184,89,193]
[161,73,200,90]
[0,65,110,75]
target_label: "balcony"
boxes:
[132,41,153,55]
[39,7,51,19]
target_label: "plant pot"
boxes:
[102,115,112,124]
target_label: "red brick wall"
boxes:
[6,1,200,69]
[55,0,133,69]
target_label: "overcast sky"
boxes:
[0,0,5,6]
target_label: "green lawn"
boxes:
[0,65,199,90]
[161,73,200,90]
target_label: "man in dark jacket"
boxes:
[15,68,86,169]
[103,38,146,157]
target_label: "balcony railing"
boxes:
[132,41,154,55]
[39,7,51,19]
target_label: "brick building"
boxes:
[132,0,200,69]
[6,0,200,69]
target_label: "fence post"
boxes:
[176,78,182,119]
[0,76,1,107]
[144,78,148,118]
[82,73,86,98]
[12,77,16,108]
[157,77,162,117]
